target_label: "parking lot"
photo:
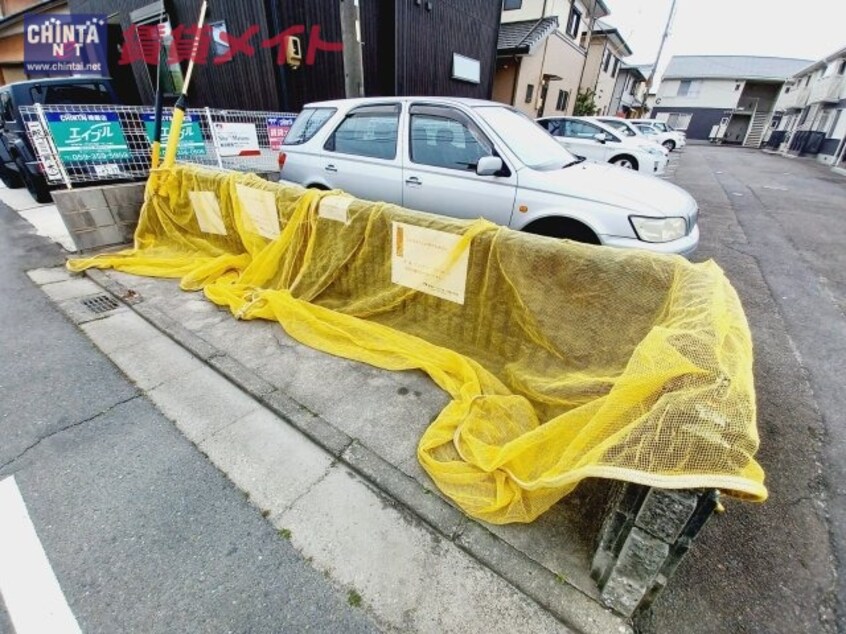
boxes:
[637,144,845,633]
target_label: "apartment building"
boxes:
[0,0,68,85]
[651,55,810,145]
[493,0,609,117]
[768,45,846,168]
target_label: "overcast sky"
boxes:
[604,0,846,83]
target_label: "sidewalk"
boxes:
[28,263,630,633]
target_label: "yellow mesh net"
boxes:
[68,165,766,524]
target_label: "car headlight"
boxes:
[630,216,687,242]
[645,146,664,157]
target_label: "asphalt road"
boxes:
[0,203,377,632]
[636,145,846,634]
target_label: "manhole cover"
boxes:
[81,294,120,314]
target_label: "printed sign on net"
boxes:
[44,111,130,162]
[141,113,206,158]
[213,122,260,157]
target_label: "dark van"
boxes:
[0,77,121,202]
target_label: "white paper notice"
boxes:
[213,122,260,157]
[391,222,469,305]
[188,191,227,235]
[318,195,352,224]
[235,184,279,239]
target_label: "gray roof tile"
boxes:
[663,55,813,81]
[497,17,559,55]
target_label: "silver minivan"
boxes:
[279,97,699,256]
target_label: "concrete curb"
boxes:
[80,267,632,634]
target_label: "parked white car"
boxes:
[630,119,687,151]
[536,116,668,175]
[592,116,668,153]
[279,98,699,256]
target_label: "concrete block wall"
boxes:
[591,483,720,617]
[52,182,146,251]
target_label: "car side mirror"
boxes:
[476,155,503,176]
[593,132,608,144]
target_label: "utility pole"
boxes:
[644,0,678,97]
[340,0,365,98]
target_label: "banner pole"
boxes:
[162,0,208,169]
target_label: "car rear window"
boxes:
[32,83,113,105]
[283,108,336,145]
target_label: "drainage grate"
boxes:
[81,294,120,314]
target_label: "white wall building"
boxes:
[769,45,846,168]
[651,55,811,145]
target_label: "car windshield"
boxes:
[474,105,577,170]
[601,120,636,137]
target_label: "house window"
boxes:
[805,75,811,87]
[556,89,569,111]
[611,57,619,78]
[602,50,611,73]
[839,60,846,76]
[503,0,522,10]
[525,84,534,103]
[830,110,842,136]
[676,80,700,97]
[566,6,581,39]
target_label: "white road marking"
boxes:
[0,476,82,634]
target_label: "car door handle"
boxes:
[324,164,337,173]
[405,176,422,185]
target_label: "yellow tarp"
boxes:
[68,165,766,524]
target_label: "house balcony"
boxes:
[808,74,846,104]
[779,85,810,111]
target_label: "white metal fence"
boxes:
[19,104,298,187]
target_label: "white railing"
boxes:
[809,74,846,104]
[19,104,297,187]
[779,84,811,111]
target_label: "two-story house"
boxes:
[651,55,811,145]
[493,0,609,117]
[579,20,632,115]
[607,63,648,118]
[769,45,846,167]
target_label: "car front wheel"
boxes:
[610,155,638,170]
[662,140,676,151]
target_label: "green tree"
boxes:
[573,89,599,116]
